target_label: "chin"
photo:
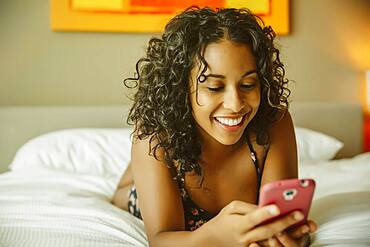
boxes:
[215,134,245,146]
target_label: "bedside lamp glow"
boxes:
[367,70,370,113]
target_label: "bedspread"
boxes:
[1,153,370,246]
[0,170,147,246]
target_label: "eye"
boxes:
[241,83,256,90]
[207,87,223,92]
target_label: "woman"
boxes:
[112,7,316,247]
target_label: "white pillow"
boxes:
[295,127,344,162]
[10,128,133,177]
[9,127,341,176]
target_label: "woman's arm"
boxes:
[258,111,317,246]
[112,137,213,246]
[261,111,298,187]
[130,135,203,246]
[112,163,133,210]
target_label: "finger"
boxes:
[223,200,258,215]
[289,220,317,238]
[241,204,280,229]
[269,237,283,247]
[290,224,310,239]
[256,240,269,247]
[307,220,318,233]
[249,243,260,247]
[276,232,299,247]
[242,210,304,243]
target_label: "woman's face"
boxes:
[189,39,261,146]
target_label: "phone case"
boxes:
[258,178,315,228]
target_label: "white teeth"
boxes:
[215,116,243,126]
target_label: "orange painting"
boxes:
[51,0,289,34]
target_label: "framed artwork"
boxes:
[50,0,290,34]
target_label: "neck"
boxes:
[198,130,246,169]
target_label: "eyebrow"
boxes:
[205,69,257,80]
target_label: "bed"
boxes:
[0,102,369,246]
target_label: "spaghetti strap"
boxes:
[246,134,262,203]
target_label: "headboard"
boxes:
[0,102,363,173]
[289,102,363,159]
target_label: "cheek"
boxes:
[191,96,216,124]
[192,101,212,119]
[253,87,262,105]
[192,90,220,110]
[244,90,261,107]
[256,93,261,106]
[197,95,210,107]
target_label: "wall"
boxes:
[1,0,369,106]
[282,0,370,105]
[0,0,150,106]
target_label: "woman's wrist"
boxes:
[193,220,221,247]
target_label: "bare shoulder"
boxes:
[261,110,298,186]
[269,110,295,141]
[130,134,185,241]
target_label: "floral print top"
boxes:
[178,177,215,231]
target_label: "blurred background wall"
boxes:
[0,0,369,106]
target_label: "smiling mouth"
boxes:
[214,114,247,127]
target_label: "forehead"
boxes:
[191,40,257,77]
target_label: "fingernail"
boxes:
[268,205,280,215]
[293,211,304,221]
[302,226,309,233]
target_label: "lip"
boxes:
[214,114,247,132]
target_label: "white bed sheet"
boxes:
[0,170,147,247]
[300,152,370,246]
[0,153,370,246]
[300,152,370,200]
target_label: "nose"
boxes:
[223,88,245,113]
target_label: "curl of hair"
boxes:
[124,7,290,181]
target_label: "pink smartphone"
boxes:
[258,178,315,229]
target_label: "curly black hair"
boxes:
[124,6,290,181]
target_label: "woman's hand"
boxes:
[203,200,306,247]
[251,220,317,247]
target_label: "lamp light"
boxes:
[367,70,370,113]
[364,70,370,152]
